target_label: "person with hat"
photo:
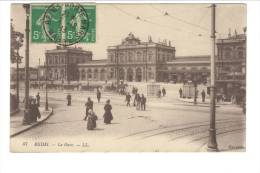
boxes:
[103,99,113,124]
[86,109,98,130]
[67,93,72,106]
[84,97,94,120]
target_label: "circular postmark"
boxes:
[43,3,89,46]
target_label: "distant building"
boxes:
[165,55,210,83]
[38,30,246,92]
[216,28,246,101]
[10,67,38,81]
[78,32,176,82]
[45,46,92,82]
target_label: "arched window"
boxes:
[137,51,142,62]
[100,69,106,81]
[94,69,98,79]
[119,53,124,63]
[110,68,114,78]
[81,69,86,80]
[128,52,133,62]
[224,48,232,59]
[87,69,92,79]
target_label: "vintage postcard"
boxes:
[10,3,246,152]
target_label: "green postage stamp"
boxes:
[31,3,96,45]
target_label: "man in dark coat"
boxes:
[179,88,183,98]
[36,92,40,107]
[84,97,94,120]
[126,92,131,107]
[162,88,166,97]
[201,89,206,102]
[31,99,41,122]
[133,93,137,106]
[67,93,72,106]
[136,93,141,110]
[140,94,146,111]
[103,99,113,124]
[97,88,101,103]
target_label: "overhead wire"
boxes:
[111,4,209,38]
[149,4,210,31]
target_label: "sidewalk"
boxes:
[10,106,53,137]
[199,130,246,152]
[178,97,232,105]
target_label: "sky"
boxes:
[11,3,246,67]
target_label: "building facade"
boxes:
[45,46,92,82]
[40,31,246,94]
[216,29,246,101]
[77,33,176,83]
[164,55,210,83]
[10,67,38,81]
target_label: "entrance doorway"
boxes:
[127,68,133,82]
[136,68,142,82]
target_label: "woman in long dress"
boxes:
[87,109,98,130]
[103,99,113,124]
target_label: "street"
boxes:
[11,83,245,152]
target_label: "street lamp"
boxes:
[208,4,218,152]
[22,4,30,125]
[45,61,49,111]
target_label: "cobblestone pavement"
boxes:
[11,84,245,152]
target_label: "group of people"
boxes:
[83,98,113,130]
[66,90,113,130]
[157,88,166,98]
[125,87,146,111]
[22,93,41,125]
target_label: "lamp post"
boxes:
[45,61,49,111]
[22,4,30,125]
[207,4,218,152]
[116,46,119,90]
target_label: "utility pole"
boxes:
[16,52,20,107]
[38,58,40,90]
[208,4,218,152]
[116,46,119,90]
[22,4,30,125]
[145,43,148,82]
[45,61,49,111]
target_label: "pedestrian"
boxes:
[133,93,137,106]
[140,94,146,111]
[67,93,72,106]
[136,93,141,110]
[84,97,94,120]
[162,88,166,96]
[31,98,41,123]
[103,99,113,124]
[36,92,40,107]
[132,87,135,95]
[97,88,101,103]
[125,92,131,107]
[179,88,183,98]
[201,89,206,102]
[86,109,98,130]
